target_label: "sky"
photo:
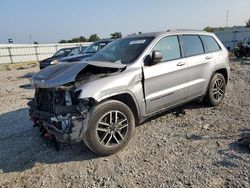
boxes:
[0,0,249,44]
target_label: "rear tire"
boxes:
[83,100,135,156]
[205,73,226,106]
[234,50,242,58]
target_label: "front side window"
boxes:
[153,36,181,62]
[182,35,204,57]
[200,35,221,53]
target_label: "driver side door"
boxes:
[143,35,188,114]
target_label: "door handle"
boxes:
[205,56,212,60]
[177,62,186,66]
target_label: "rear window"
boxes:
[182,35,204,57]
[200,35,221,53]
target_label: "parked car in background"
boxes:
[29,30,230,155]
[59,39,112,63]
[39,46,87,69]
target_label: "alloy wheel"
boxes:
[96,110,128,147]
[212,78,224,101]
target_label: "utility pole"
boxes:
[226,11,229,28]
[29,34,32,44]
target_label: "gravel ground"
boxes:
[0,59,249,188]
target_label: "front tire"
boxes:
[205,73,226,106]
[83,100,135,155]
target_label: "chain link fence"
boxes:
[0,42,91,64]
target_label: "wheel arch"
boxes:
[214,68,228,84]
[202,67,228,101]
[99,92,140,125]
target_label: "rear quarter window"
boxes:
[200,35,221,53]
[182,35,204,57]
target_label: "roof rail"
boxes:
[167,29,205,32]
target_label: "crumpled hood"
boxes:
[32,61,126,88]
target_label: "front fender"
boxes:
[75,69,142,101]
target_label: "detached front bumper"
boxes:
[28,100,89,143]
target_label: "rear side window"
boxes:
[200,35,221,53]
[182,35,204,57]
[153,36,181,62]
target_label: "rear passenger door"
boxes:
[143,35,188,114]
[180,35,214,99]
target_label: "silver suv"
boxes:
[29,30,230,155]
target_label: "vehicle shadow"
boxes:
[18,71,37,79]
[183,128,250,168]
[19,84,32,90]
[0,108,98,173]
[18,72,36,90]
[213,129,250,168]
[140,101,211,125]
[227,129,250,154]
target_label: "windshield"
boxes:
[53,49,71,57]
[88,37,154,64]
[83,42,107,53]
[67,48,80,56]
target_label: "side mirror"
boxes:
[152,50,162,64]
[144,51,163,66]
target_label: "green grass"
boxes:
[0,61,38,71]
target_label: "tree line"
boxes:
[58,17,250,43]
[203,18,250,32]
[58,32,122,43]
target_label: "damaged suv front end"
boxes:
[29,86,90,143]
[29,61,127,143]
[28,36,154,153]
